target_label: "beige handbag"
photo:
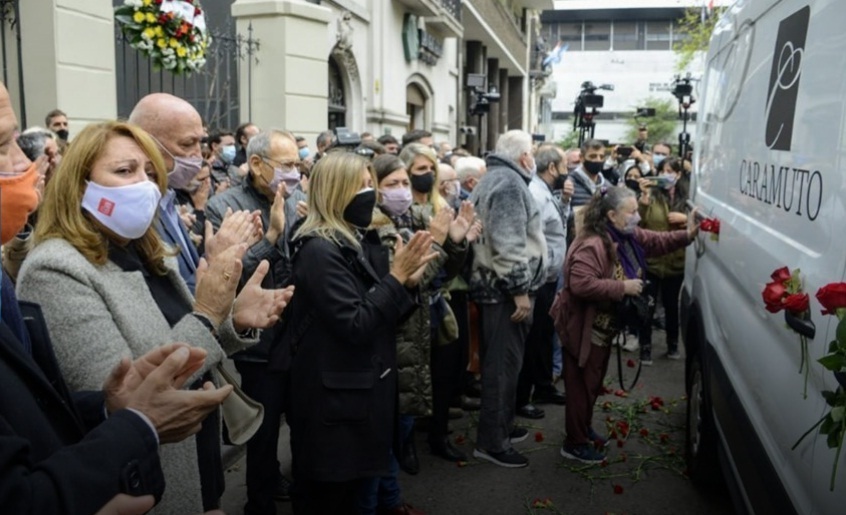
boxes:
[214,363,264,446]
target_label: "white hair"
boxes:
[246,129,295,158]
[455,156,485,182]
[495,130,532,163]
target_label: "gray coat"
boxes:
[16,238,257,514]
[469,154,547,303]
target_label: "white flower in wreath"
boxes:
[124,0,143,8]
[161,47,175,56]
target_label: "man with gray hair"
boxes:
[205,129,301,514]
[469,130,547,468]
[18,127,60,180]
[455,156,486,200]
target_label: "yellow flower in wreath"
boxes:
[154,26,163,37]
[157,38,167,49]
[133,11,145,24]
[143,27,156,39]
[176,46,187,58]
[169,38,179,48]
[143,0,152,5]
[145,12,156,23]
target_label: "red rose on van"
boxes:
[762,281,787,313]
[771,267,791,283]
[782,293,809,314]
[816,283,846,315]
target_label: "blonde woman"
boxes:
[17,121,290,513]
[275,152,436,514]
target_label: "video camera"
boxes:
[671,74,695,107]
[573,81,614,146]
[332,127,362,150]
[467,73,501,117]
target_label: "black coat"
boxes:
[277,233,415,482]
[0,302,163,514]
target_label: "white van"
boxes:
[682,0,846,514]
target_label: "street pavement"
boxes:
[220,330,736,515]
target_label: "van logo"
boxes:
[765,6,810,151]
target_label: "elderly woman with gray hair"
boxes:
[550,185,698,464]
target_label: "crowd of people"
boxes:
[0,79,701,515]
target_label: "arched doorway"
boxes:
[328,57,346,130]
[406,83,426,132]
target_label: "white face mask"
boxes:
[81,180,162,239]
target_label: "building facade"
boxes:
[2,0,553,154]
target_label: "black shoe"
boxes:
[516,404,545,419]
[399,437,420,475]
[429,437,468,462]
[273,474,292,501]
[473,447,529,468]
[533,390,566,405]
[509,427,529,443]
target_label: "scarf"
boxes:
[606,222,647,279]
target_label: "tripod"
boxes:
[574,107,598,148]
[677,102,692,159]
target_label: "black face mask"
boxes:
[625,179,641,192]
[55,129,69,141]
[583,160,604,176]
[343,188,377,228]
[410,172,435,194]
[553,173,568,190]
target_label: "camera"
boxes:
[572,81,614,146]
[459,126,477,135]
[467,73,501,117]
[332,127,362,150]
[672,74,695,105]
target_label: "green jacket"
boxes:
[639,193,686,278]
[370,205,468,416]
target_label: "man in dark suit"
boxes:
[0,81,232,514]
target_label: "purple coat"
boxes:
[550,227,691,367]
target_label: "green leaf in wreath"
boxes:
[818,355,846,372]
[833,406,845,423]
[830,340,839,353]
[115,14,135,25]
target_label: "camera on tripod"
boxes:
[671,74,695,107]
[572,80,614,146]
[467,73,501,117]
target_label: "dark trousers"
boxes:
[477,299,532,453]
[293,478,370,515]
[429,339,461,442]
[235,360,288,515]
[638,272,684,355]
[516,281,558,407]
[447,291,473,394]
[563,344,611,446]
[195,372,223,510]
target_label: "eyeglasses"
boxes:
[261,156,301,170]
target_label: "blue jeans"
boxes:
[357,415,415,514]
[552,273,564,377]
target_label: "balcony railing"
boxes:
[440,0,462,22]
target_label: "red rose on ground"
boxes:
[613,484,624,494]
[534,431,544,443]
[617,439,625,448]
[639,428,649,437]
[659,433,670,443]
[454,434,466,445]
[816,283,846,315]
[762,281,787,313]
[771,266,791,283]
[626,358,636,368]
[783,293,809,314]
